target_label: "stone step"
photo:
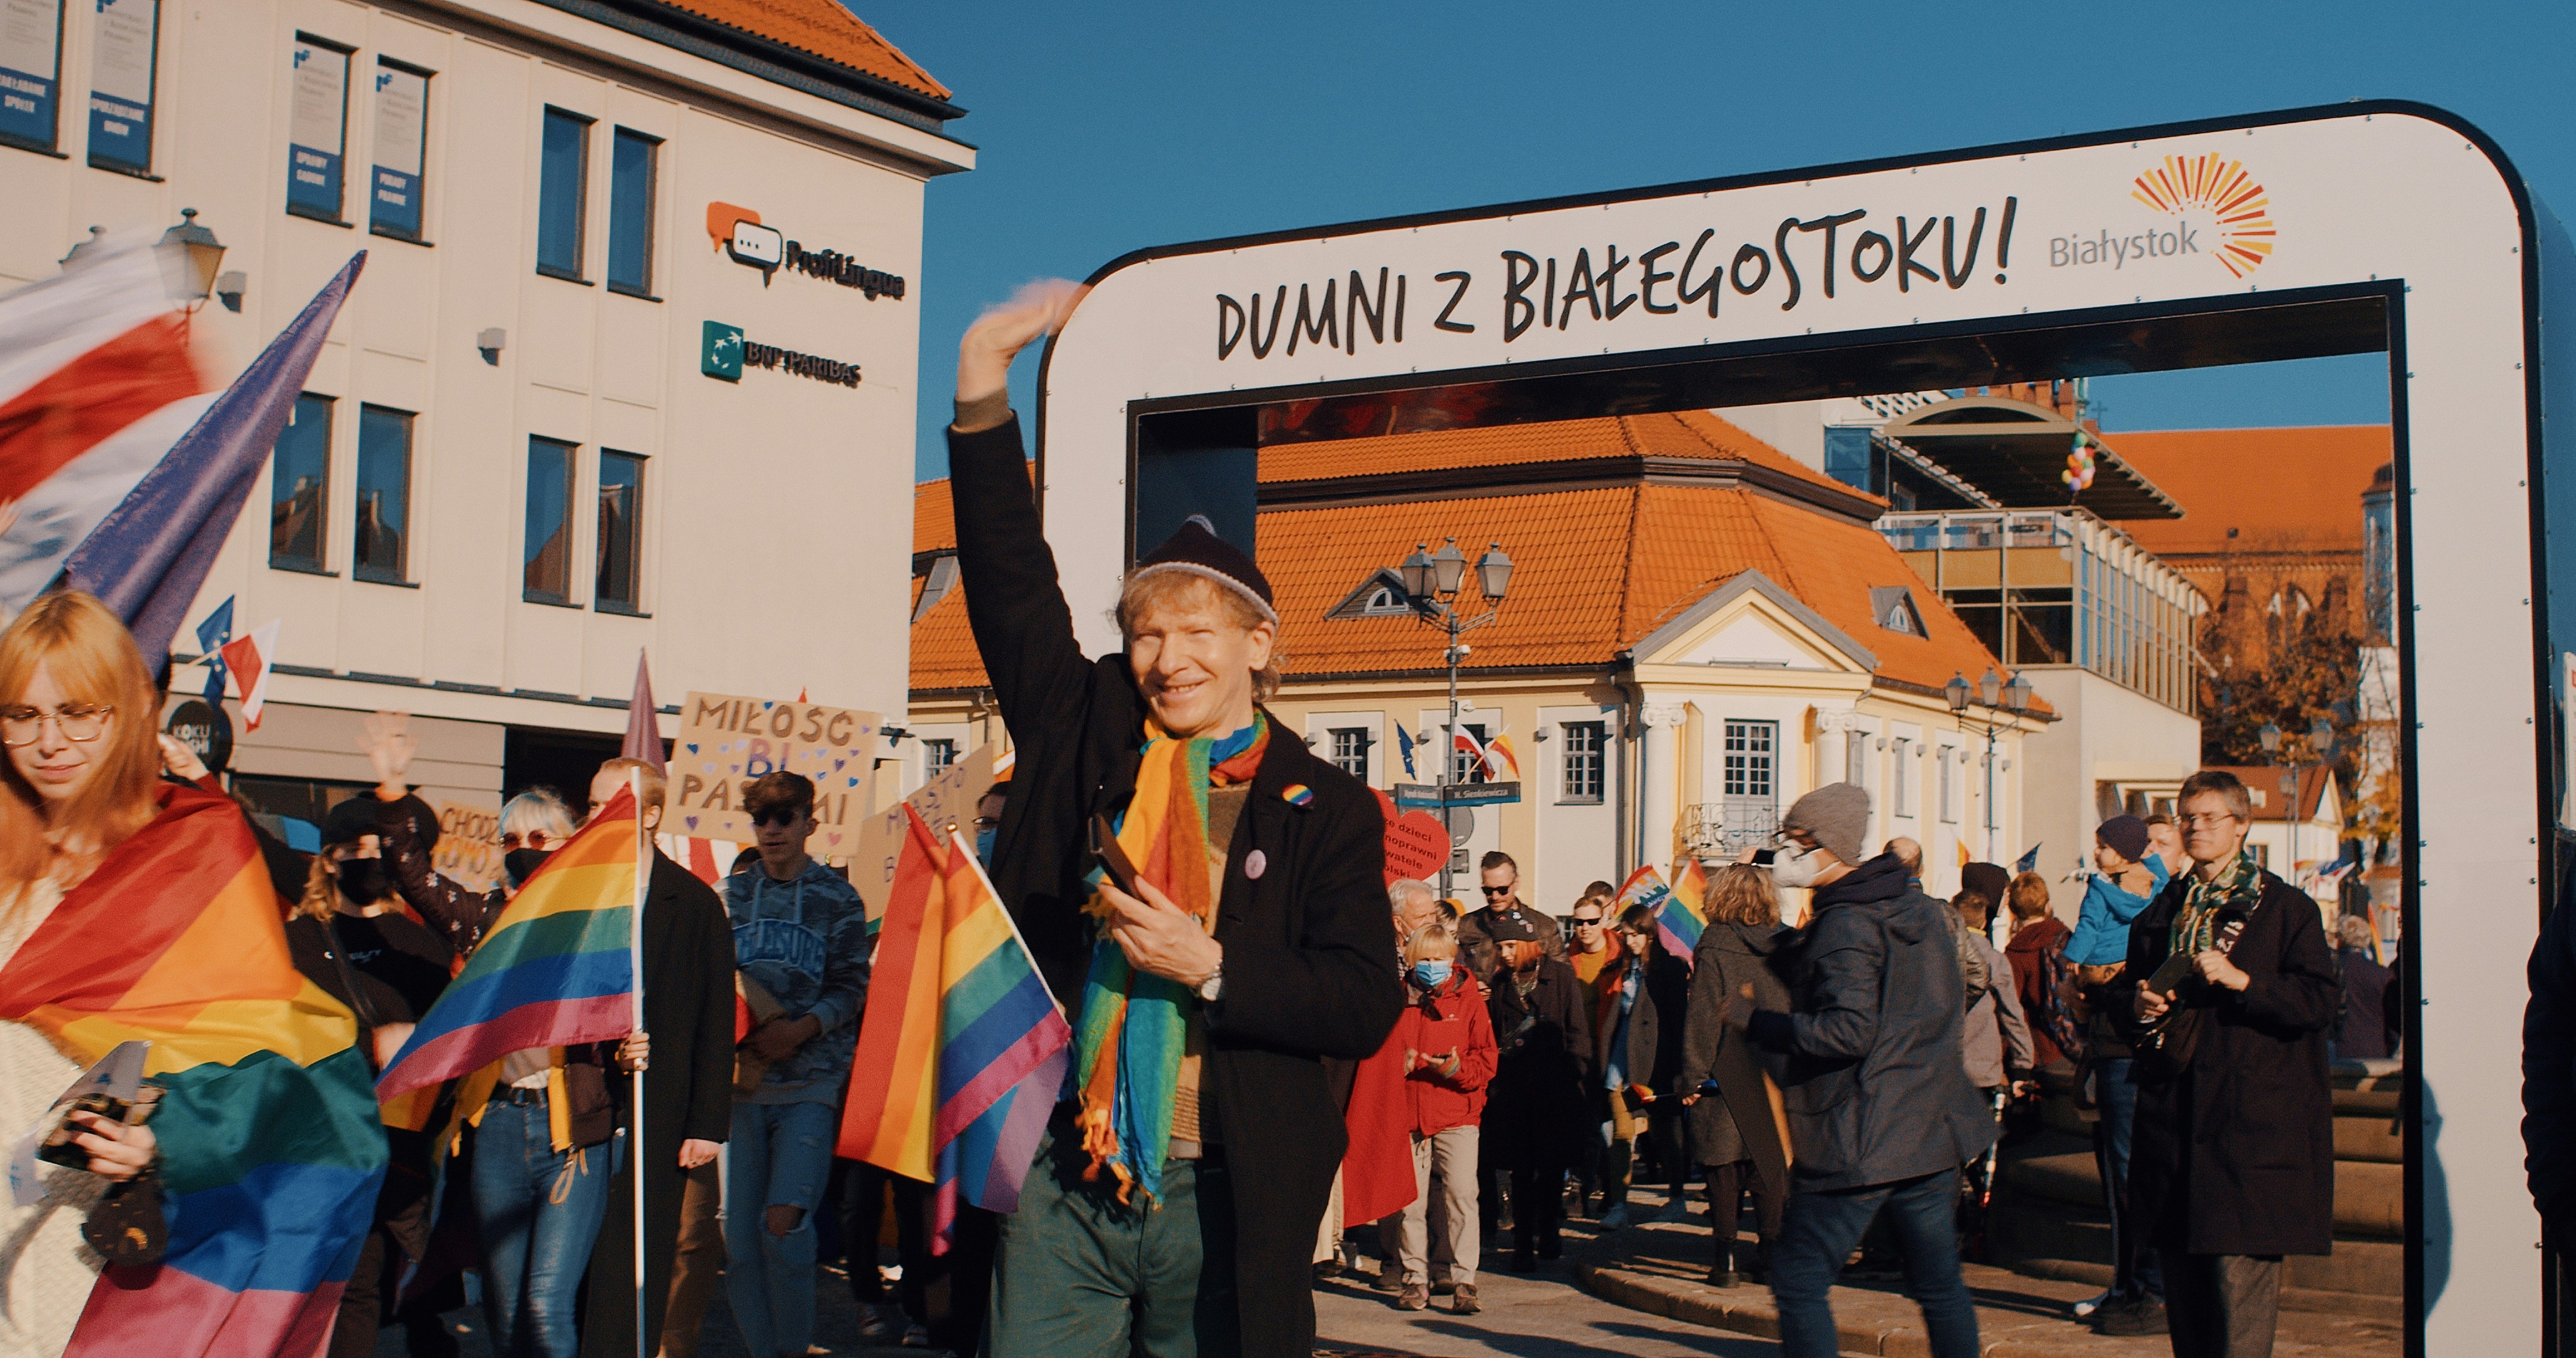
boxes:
[2001,1145,2401,1238]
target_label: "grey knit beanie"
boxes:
[2095,814,2151,864]
[1782,782,1870,868]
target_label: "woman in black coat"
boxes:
[1598,905,1694,1220]
[1678,864,1792,1285]
[1484,914,1594,1271]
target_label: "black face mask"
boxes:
[336,857,390,905]
[504,848,553,888]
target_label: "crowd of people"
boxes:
[0,284,2401,1358]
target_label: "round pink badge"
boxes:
[1245,849,1268,880]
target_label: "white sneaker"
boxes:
[2071,1288,2114,1318]
[1598,1204,1631,1230]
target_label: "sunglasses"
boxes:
[500,832,557,850]
[1480,885,1513,897]
[750,807,809,829]
[1571,917,1604,927]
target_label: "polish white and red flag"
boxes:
[0,235,218,612]
[217,618,280,730]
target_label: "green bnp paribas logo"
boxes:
[701,321,745,381]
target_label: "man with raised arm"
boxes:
[946,285,1403,1358]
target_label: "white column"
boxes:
[1639,700,1689,868]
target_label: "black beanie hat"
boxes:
[1129,516,1277,624]
[321,792,438,854]
[2095,814,2151,864]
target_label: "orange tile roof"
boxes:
[914,478,955,556]
[660,1,949,98]
[1260,409,1874,504]
[2104,426,2390,558]
[909,577,987,691]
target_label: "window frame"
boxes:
[605,126,660,299]
[86,0,160,177]
[535,106,592,282]
[1328,727,1370,780]
[1560,720,1606,804]
[352,403,414,585]
[923,739,960,775]
[284,33,353,224]
[1892,737,1917,817]
[1938,744,1960,824]
[523,435,578,605]
[1721,719,1776,800]
[594,448,647,615]
[267,392,335,575]
[367,57,433,243]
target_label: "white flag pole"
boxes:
[629,766,650,1358]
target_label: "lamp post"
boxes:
[158,209,227,305]
[1391,536,1513,893]
[1946,666,2033,863]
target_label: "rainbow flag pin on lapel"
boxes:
[1282,783,1314,807]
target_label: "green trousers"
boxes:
[988,1116,1240,1358]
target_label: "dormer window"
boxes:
[1327,568,1422,620]
[1869,585,1926,637]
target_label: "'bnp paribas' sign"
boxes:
[704,201,906,299]
[701,322,862,389]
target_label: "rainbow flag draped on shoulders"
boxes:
[0,782,384,1357]
[377,786,642,1101]
[840,806,1070,1252]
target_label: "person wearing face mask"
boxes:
[1377,918,1495,1315]
[282,796,464,1358]
[1727,783,1993,1358]
[1481,910,1592,1274]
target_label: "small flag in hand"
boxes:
[217,618,279,730]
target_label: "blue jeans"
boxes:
[1772,1169,1979,1358]
[2093,1057,2165,1300]
[470,1098,611,1358]
[726,1100,839,1357]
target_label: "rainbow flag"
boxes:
[840,805,1069,1251]
[1661,856,1711,963]
[377,785,643,1099]
[0,783,383,1357]
[1614,863,1671,922]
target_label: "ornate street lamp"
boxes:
[1365,534,1514,893]
[158,208,227,304]
[1951,668,2032,861]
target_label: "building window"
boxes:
[1722,720,1774,798]
[87,0,158,175]
[1845,728,1869,788]
[524,436,575,603]
[606,128,658,296]
[1448,723,1489,785]
[1938,747,1958,823]
[536,107,591,279]
[924,739,958,775]
[0,0,63,153]
[353,405,412,583]
[1561,721,1605,803]
[1823,426,1882,496]
[269,394,333,572]
[286,35,350,221]
[1328,728,1369,780]
[369,60,430,241]
[596,450,644,612]
[1892,737,1916,816]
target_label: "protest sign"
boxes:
[670,692,882,860]
[431,798,503,895]
[851,742,998,924]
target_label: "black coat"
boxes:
[1486,957,1594,1168]
[2529,888,2576,1223]
[1598,946,1690,1095]
[1679,920,1790,1178]
[2123,869,2337,1257]
[950,414,1404,1358]
[1748,853,1994,1192]
[581,852,738,1358]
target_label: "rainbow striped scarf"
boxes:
[1070,714,1268,1203]
[0,783,385,1357]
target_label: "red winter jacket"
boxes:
[1394,971,1498,1134]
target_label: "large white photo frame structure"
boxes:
[1029,102,2576,1352]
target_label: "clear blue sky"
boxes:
[863,1,2576,480]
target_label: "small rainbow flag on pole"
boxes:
[377,785,644,1099]
[1614,862,1672,936]
[0,783,384,1357]
[840,805,1070,1251]
[1661,856,1711,963]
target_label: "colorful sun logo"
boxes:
[2129,155,2275,279]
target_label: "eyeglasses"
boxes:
[0,703,113,748]
[500,832,557,850]
[2175,812,2241,828]
[1480,885,1513,897]
[1571,917,1603,927]
[750,807,808,829]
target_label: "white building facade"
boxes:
[1,0,967,820]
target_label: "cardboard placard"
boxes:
[851,743,999,924]
[431,799,503,895]
[670,692,882,861]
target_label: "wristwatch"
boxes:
[1196,963,1224,1003]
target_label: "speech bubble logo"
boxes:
[706,201,760,251]
[728,221,784,283]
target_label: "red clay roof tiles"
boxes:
[659,0,949,99]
